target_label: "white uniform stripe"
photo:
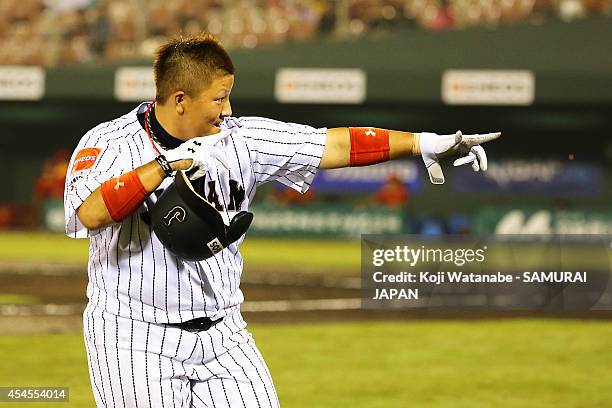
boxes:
[230,136,247,204]
[101,316,116,407]
[83,315,105,406]
[144,323,153,407]
[149,224,158,323]
[162,247,170,318]
[188,265,196,319]
[203,258,226,311]
[210,325,255,407]
[243,342,278,407]
[174,255,183,322]
[225,319,275,407]
[211,326,252,408]
[130,133,144,164]
[99,120,139,140]
[129,319,139,408]
[158,326,167,408]
[191,391,207,408]
[205,382,216,407]
[168,358,180,408]
[195,263,208,313]
[211,255,231,310]
[198,332,239,406]
[126,217,135,319]
[137,219,145,321]
[114,221,122,319]
[83,122,111,146]
[205,375,231,407]
[247,136,325,146]
[85,323,109,407]
[214,167,239,297]
[114,314,128,407]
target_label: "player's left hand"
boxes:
[164,130,231,180]
[419,131,501,184]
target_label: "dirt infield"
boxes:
[0,265,362,334]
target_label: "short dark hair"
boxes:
[154,33,235,103]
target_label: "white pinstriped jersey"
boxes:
[64,103,326,323]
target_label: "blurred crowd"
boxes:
[0,0,610,67]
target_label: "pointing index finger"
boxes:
[462,132,501,146]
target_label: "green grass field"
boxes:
[1,231,608,276]
[0,320,611,407]
[0,231,361,274]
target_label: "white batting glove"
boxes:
[419,131,501,184]
[164,130,231,180]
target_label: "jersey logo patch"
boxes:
[71,148,101,174]
[164,206,186,226]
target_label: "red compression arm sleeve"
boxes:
[349,127,390,166]
[100,170,148,222]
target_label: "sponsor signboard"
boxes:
[0,66,45,100]
[114,67,155,101]
[250,204,405,238]
[275,68,366,104]
[452,160,602,196]
[474,207,612,235]
[442,70,534,105]
[312,159,422,193]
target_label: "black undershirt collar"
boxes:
[149,104,182,149]
[137,103,183,150]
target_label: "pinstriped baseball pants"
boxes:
[83,309,280,408]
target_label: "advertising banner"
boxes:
[275,68,366,104]
[0,66,45,100]
[474,207,612,235]
[442,70,534,105]
[250,204,405,238]
[114,67,155,101]
[452,160,602,196]
[312,159,422,193]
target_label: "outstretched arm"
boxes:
[320,127,500,184]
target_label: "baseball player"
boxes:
[64,33,499,407]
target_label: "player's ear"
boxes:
[173,91,186,115]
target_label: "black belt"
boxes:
[166,317,222,332]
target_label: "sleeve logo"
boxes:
[71,148,101,174]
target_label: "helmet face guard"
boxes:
[149,171,253,261]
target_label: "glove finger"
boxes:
[224,117,242,129]
[453,152,476,167]
[461,132,501,147]
[471,158,480,172]
[453,130,463,147]
[472,145,487,171]
[210,147,230,169]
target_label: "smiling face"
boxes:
[182,73,234,137]
[153,34,236,140]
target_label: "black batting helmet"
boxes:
[149,171,253,261]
